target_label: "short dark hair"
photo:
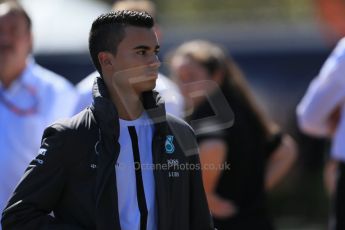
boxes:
[0,1,32,30]
[89,10,154,75]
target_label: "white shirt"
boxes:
[0,58,78,215]
[297,37,345,161]
[116,112,156,230]
[75,71,184,118]
[332,105,345,161]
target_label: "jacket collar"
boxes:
[91,76,168,137]
[142,90,168,136]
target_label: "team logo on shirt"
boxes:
[165,135,175,154]
[32,148,47,165]
[38,148,47,156]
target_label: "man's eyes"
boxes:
[136,50,159,56]
[137,50,147,55]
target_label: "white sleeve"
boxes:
[331,105,345,161]
[297,38,345,137]
[154,74,185,118]
[74,71,99,114]
[49,82,78,121]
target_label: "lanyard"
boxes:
[0,84,38,116]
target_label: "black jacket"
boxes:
[1,77,214,230]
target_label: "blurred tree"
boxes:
[155,0,312,25]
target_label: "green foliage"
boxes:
[155,0,314,25]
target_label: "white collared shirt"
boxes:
[297,37,345,161]
[116,112,157,230]
[0,58,78,215]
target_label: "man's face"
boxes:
[106,26,160,96]
[0,12,31,73]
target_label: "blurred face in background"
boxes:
[170,55,212,109]
[0,8,32,86]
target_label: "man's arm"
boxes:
[323,159,339,197]
[297,38,345,137]
[1,125,82,230]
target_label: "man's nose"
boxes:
[148,54,160,66]
[0,29,13,44]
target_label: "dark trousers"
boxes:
[214,214,274,230]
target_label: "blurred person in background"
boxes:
[0,0,77,218]
[297,37,345,230]
[169,40,297,230]
[75,0,184,118]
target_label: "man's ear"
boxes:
[98,52,113,71]
[28,32,33,53]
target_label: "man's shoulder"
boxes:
[31,63,74,90]
[76,71,99,93]
[332,37,345,61]
[337,37,345,50]
[46,108,98,141]
[39,108,99,166]
[166,114,193,132]
[165,114,199,157]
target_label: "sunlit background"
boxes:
[9,0,345,229]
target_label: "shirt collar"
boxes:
[21,56,36,85]
[0,56,36,95]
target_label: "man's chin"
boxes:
[147,73,158,81]
[145,80,157,91]
[135,81,156,94]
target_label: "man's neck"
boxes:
[0,62,26,89]
[0,72,21,89]
[110,90,144,121]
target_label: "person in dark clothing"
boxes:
[169,40,297,230]
[1,11,214,230]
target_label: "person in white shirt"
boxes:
[0,1,77,218]
[297,37,345,230]
[75,0,184,118]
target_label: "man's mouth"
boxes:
[146,70,158,78]
[0,46,13,55]
[0,45,13,50]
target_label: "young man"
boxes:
[0,0,77,219]
[1,11,214,230]
[75,0,184,118]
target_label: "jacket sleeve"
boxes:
[1,125,83,230]
[187,130,215,230]
[184,127,214,230]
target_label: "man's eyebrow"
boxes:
[133,45,160,50]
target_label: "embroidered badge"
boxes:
[165,135,175,154]
[38,148,47,156]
